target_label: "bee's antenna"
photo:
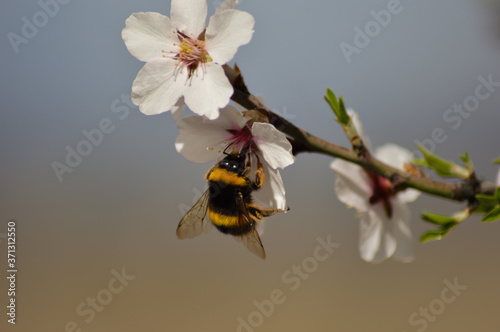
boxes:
[223,142,235,155]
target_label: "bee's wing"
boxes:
[234,195,266,260]
[236,225,266,260]
[176,189,213,239]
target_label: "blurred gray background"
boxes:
[1,0,500,331]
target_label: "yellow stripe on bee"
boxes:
[208,210,240,228]
[208,168,248,187]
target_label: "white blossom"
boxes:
[122,0,254,119]
[330,110,421,263]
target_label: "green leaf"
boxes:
[325,89,339,113]
[420,208,472,242]
[493,157,500,164]
[460,152,474,172]
[337,96,349,125]
[495,187,500,201]
[324,89,349,125]
[416,144,469,178]
[417,144,453,177]
[420,224,456,243]
[421,212,456,225]
[326,88,337,105]
[420,229,446,243]
[475,194,499,206]
[323,96,334,112]
[482,205,500,222]
[474,204,494,214]
[460,152,469,164]
[412,159,431,168]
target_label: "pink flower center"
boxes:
[163,31,211,79]
[367,171,395,219]
[227,124,255,152]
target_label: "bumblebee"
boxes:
[176,144,287,259]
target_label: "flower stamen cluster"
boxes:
[168,31,211,79]
[367,171,395,219]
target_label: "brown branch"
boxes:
[226,67,497,203]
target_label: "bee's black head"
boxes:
[220,141,253,174]
[220,153,246,174]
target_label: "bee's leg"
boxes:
[260,207,289,216]
[241,153,254,178]
[252,153,266,189]
[248,204,288,220]
[242,163,252,178]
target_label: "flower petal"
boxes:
[252,123,295,169]
[175,106,245,163]
[390,197,415,263]
[122,12,179,62]
[496,168,500,186]
[207,105,247,129]
[252,163,287,211]
[359,205,396,263]
[170,0,207,37]
[183,62,233,119]
[375,143,415,170]
[131,58,187,115]
[347,109,365,139]
[397,188,421,204]
[216,0,239,14]
[171,97,185,122]
[175,116,230,163]
[330,159,371,212]
[205,9,254,64]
